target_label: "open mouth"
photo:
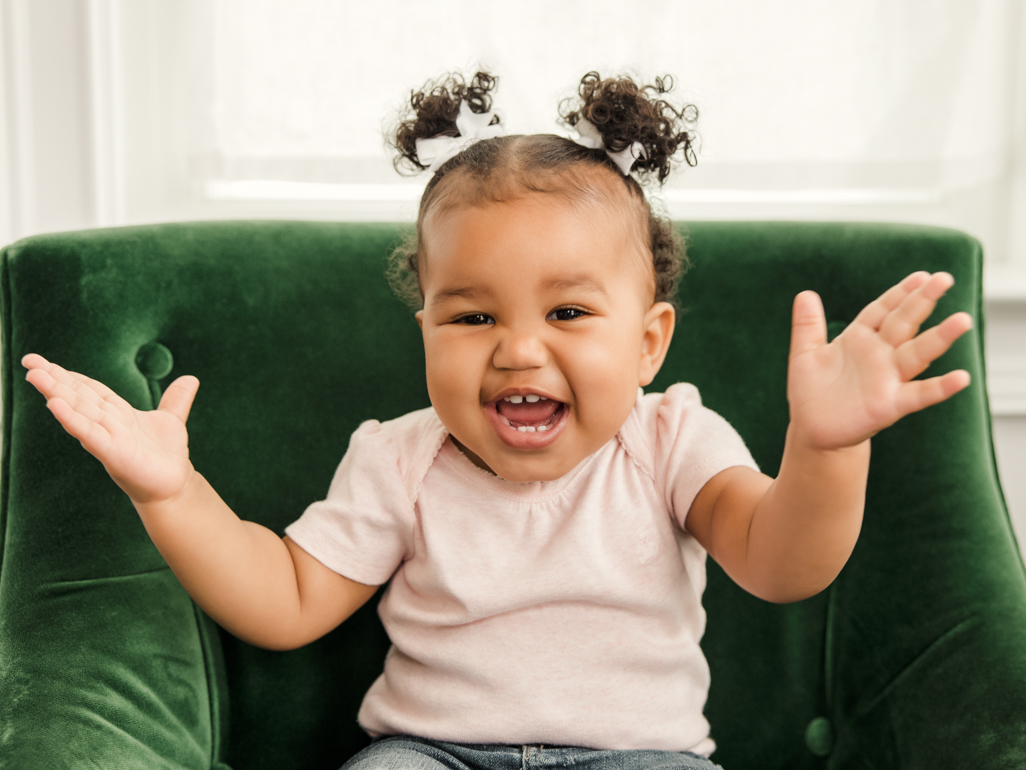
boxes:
[485,394,569,448]
[495,394,565,432]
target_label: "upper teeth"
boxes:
[504,394,546,403]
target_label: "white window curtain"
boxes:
[107,0,1025,265]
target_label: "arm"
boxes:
[686,271,973,603]
[22,354,377,650]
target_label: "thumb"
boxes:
[789,290,827,359]
[157,375,200,424]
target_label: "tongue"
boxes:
[496,399,560,424]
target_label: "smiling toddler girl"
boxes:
[23,71,973,770]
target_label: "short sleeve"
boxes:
[650,384,760,530]
[284,419,416,586]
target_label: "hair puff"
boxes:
[391,71,502,173]
[559,71,698,183]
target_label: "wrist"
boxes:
[130,464,200,515]
[785,418,871,457]
[779,422,870,476]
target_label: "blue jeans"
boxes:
[341,735,724,770]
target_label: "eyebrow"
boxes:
[429,275,609,307]
[430,286,487,307]
[542,275,609,297]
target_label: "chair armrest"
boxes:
[0,240,230,768]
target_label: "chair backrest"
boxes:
[1,220,1022,770]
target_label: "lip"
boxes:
[483,395,570,450]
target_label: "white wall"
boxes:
[1,0,1024,548]
[1,0,96,239]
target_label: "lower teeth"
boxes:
[515,424,550,433]
[502,404,562,433]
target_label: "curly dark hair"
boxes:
[392,71,501,174]
[387,70,698,314]
[559,71,698,184]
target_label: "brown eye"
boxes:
[548,307,587,322]
[456,313,494,326]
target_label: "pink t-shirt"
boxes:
[284,384,758,756]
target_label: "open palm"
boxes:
[786,271,973,451]
[23,354,200,504]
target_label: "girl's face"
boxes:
[416,192,675,482]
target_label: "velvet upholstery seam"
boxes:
[0,245,13,584]
[823,581,837,711]
[970,237,1024,577]
[38,566,173,588]
[192,601,227,769]
[854,614,981,718]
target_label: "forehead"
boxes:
[421,193,643,286]
[420,175,654,287]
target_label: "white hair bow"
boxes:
[572,117,647,176]
[415,100,505,173]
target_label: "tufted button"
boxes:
[135,342,174,381]
[804,716,834,757]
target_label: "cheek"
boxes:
[423,333,483,402]
[563,326,643,397]
[424,338,454,393]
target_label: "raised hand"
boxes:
[786,271,973,451]
[22,354,201,504]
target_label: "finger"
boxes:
[23,357,107,410]
[878,272,955,347]
[65,370,137,419]
[23,355,81,386]
[47,397,113,456]
[789,290,827,359]
[25,356,136,418]
[22,352,51,370]
[67,370,125,404]
[26,368,109,424]
[853,271,931,331]
[157,376,200,424]
[28,370,133,444]
[895,311,973,380]
[896,369,972,416]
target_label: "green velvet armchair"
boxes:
[1,220,1023,769]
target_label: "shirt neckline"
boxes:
[437,436,606,503]
[430,388,647,503]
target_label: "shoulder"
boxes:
[286,408,445,583]
[334,406,449,505]
[617,383,706,471]
[355,406,448,458]
[618,384,759,528]
[619,383,759,488]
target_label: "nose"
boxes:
[492,326,548,371]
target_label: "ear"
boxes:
[638,301,675,387]
[415,310,424,331]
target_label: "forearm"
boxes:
[745,425,870,602]
[132,469,305,649]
